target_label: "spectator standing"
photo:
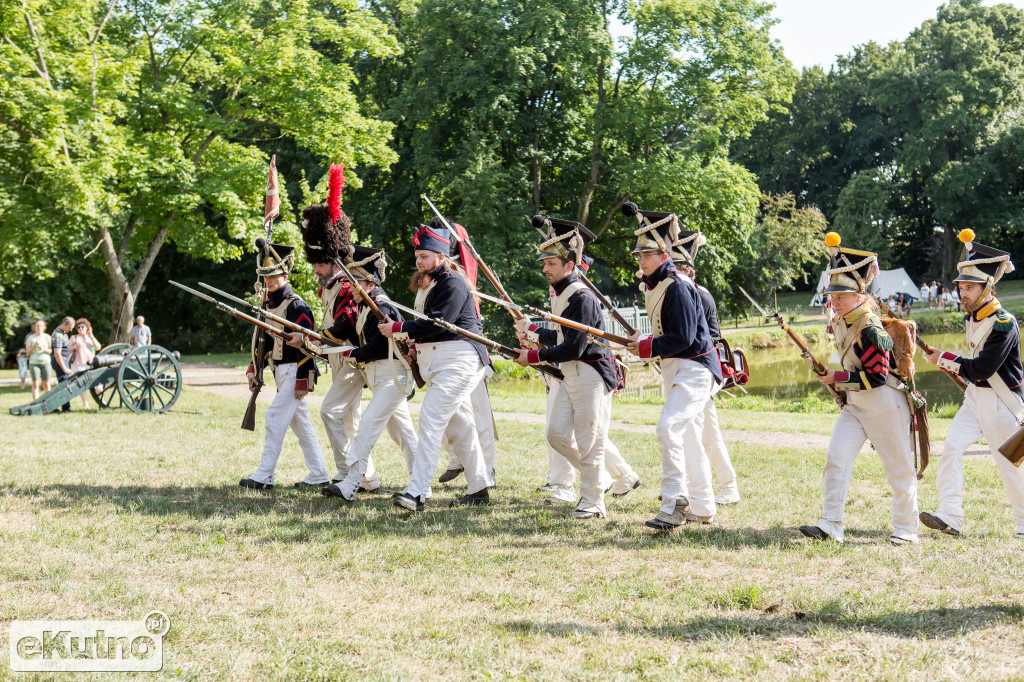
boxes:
[25,319,52,400]
[51,316,75,413]
[920,282,929,309]
[17,347,28,390]
[129,316,152,347]
[69,318,102,408]
[930,281,939,309]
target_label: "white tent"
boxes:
[809,267,919,306]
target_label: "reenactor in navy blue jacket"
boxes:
[623,203,721,530]
[923,231,1024,539]
[240,241,330,490]
[320,247,420,502]
[670,234,740,506]
[515,217,639,519]
[381,223,494,512]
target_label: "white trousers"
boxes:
[320,362,371,482]
[934,385,1024,533]
[545,379,632,500]
[657,358,716,518]
[546,362,612,513]
[250,364,330,485]
[406,342,492,498]
[816,385,919,542]
[322,360,417,486]
[703,398,738,492]
[445,377,497,476]
[336,361,418,498]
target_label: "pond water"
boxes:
[616,332,975,407]
[740,332,969,406]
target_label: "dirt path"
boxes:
[181,362,992,457]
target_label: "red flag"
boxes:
[452,223,478,290]
[264,155,280,228]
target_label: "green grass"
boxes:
[2,379,1023,680]
[178,352,252,369]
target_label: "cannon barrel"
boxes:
[91,349,180,369]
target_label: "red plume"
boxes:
[327,163,345,226]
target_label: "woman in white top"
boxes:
[25,319,53,400]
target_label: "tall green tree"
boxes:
[0,0,398,341]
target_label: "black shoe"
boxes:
[920,512,961,537]
[798,525,830,541]
[239,478,273,490]
[393,492,424,512]
[449,489,490,508]
[321,484,355,502]
[644,518,678,532]
[294,481,327,491]
[438,468,464,483]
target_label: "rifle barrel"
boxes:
[198,282,337,346]
[524,306,632,346]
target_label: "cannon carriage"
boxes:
[10,344,182,416]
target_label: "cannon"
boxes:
[11,344,182,416]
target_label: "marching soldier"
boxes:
[921,231,1024,539]
[319,247,419,502]
[623,203,721,530]
[382,222,494,511]
[670,235,741,506]
[515,222,640,518]
[240,239,331,490]
[798,233,919,545]
[534,256,639,504]
[294,165,414,493]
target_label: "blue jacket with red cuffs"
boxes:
[388,263,489,367]
[247,284,319,393]
[524,273,622,392]
[936,303,1024,399]
[634,261,722,383]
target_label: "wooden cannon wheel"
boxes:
[89,343,132,410]
[115,345,183,414]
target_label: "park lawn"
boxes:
[2,382,1024,680]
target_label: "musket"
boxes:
[526,217,638,336]
[473,289,632,347]
[333,259,426,389]
[388,300,564,381]
[739,286,845,406]
[171,280,315,347]
[197,282,341,349]
[170,280,322,431]
[873,295,968,394]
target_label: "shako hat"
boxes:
[412,216,452,257]
[301,164,352,265]
[669,229,707,266]
[531,215,595,265]
[255,238,295,277]
[348,246,391,284]
[622,202,680,255]
[953,229,1014,284]
[822,232,878,294]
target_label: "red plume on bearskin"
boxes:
[327,163,345,227]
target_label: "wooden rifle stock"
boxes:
[770,312,846,406]
[242,301,268,432]
[998,426,1024,467]
[333,259,425,388]
[524,306,632,346]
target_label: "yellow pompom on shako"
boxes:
[954,230,1014,286]
[959,229,975,244]
[824,232,842,248]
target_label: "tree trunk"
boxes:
[942,224,958,283]
[93,212,175,344]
